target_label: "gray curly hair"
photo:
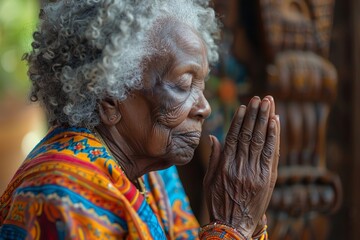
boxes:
[25,0,219,128]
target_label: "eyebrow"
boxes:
[172,62,209,77]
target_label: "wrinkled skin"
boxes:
[96,19,280,238]
[204,96,280,238]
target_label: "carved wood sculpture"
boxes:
[257,0,342,238]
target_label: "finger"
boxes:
[260,118,277,182]
[257,117,279,218]
[264,95,276,117]
[263,116,280,214]
[237,97,261,166]
[223,105,246,158]
[204,135,222,186]
[270,116,280,189]
[249,98,270,170]
[268,96,278,164]
[272,115,280,178]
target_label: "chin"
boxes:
[165,140,197,166]
[152,132,200,167]
[173,152,194,166]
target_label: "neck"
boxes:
[95,124,142,182]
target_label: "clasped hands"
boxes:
[204,96,280,239]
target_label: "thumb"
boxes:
[204,135,222,186]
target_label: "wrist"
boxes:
[201,221,250,240]
[200,221,269,240]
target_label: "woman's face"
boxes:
[117,21,211,169]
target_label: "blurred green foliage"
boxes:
[0,0,39,99]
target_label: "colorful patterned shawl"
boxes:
[0,127,260,239]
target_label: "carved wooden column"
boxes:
[351,0,360,237]
[257,0,342,238]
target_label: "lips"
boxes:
[173,131,201,148]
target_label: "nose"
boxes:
[190,92,211,120]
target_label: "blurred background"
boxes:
[0,0,45,194]
[0,0,359,239]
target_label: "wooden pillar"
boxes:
[351,0,360,237]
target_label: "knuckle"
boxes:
[251,131,265,146]
[260,166,270,181]
[232,121,242,130]
[258,115,268,125]
[225,133,238,145]
[267,133,277,145]
[239,129,252,143]
[249,111,258,121]
[262,144,274,160]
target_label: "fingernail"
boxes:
[270,119,276,128]
[276,115,280,121]
[239,105,246,116]
[261,100,269,111]
[252,98,260,108]
[266,95,274,102]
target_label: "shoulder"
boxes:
[0,127,163,239]
[0,151,130,239]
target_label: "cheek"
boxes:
[145,123,171,156]
[145,99,195,158]
[155,97,194,128]
[151,83,195,127]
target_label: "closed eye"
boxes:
[176,73,192,91]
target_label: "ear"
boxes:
[98,98,122,126]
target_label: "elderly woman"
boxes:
[0,0,280,239]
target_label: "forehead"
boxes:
[168,24,206,54]
[151,19,208,60]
